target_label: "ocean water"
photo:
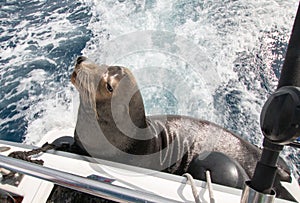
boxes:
[0,0,299,184]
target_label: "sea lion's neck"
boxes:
[128,92,148,128]
[97,117,161,155]
[96,99,156,153]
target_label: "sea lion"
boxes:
[70,56,293,200]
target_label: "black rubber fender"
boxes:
[187,151,249,189]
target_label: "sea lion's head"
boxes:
[71,56,147,129]
[71,57,160,164]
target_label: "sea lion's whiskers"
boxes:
[76,69,97,116]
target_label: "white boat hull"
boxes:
[0,131,298,203]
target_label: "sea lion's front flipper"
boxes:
[51,135,88,156]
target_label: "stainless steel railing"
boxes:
[0,154,180,203]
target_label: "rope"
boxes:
[9,142,54,163]
[183,171,216,203]
[2,142,55,180]
[183,173,201,203]
[205,171,215,203]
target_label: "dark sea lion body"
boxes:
[71,56,293,200]
[141,115,260,176]
[75,112,259,176]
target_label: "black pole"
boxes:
[250,140,283,194]
[249,2,300,195]
[278,2,300,89]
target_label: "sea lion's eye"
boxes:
[106,83,113,93]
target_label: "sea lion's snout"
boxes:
[74,56,98,71]
[71,56,100,85]
[71,56,89,85]
[76,56,87,65]
[71,57,109,98]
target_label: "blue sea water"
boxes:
[0,0,299,184]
